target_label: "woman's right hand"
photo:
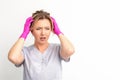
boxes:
[20,17,33,40]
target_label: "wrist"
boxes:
[57,32,63,36]
[19,32,29,40]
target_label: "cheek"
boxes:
[32,31,39,37]
[46,31,51,35]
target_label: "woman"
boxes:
[8,10,75,80]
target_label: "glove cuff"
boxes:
[19,32,29,40]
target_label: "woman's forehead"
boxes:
[33,19,51,27]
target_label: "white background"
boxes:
[0,0,120,80]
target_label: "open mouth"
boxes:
[40,37,46,41]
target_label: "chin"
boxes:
[39,41,47,45]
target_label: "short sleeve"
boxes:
[58,45,70,62]
[15,47,26,67]
[60,56,70,62]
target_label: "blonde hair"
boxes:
[31,10,53,31]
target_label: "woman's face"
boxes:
[31,19,52,44]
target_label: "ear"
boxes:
[30,28,33,35]
[30,31,34,37]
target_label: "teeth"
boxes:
[40,37,45,39]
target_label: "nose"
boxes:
[41,29,45,35]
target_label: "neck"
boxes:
[34,42,49,53]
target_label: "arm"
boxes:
[8,38,25,65]
[58,34,75,60]
[8,17,33,65]
[51,17,75,60]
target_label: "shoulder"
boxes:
[49,43,60,49]
[46,43,61,53]
[22,44,34,52]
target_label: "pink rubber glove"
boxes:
[51,17,63,35]
[20,17,33,40]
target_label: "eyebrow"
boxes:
[35,26,51,28]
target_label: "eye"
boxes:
[45,27,50,30]
[36,27,41,30]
